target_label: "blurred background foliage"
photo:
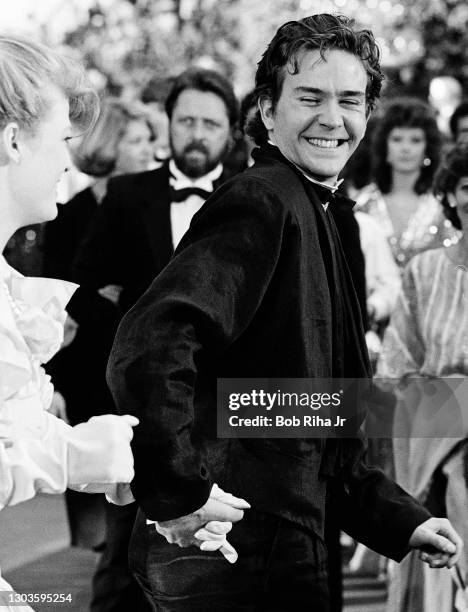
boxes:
[15,0,468,98]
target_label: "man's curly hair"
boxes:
[246,13,383,146]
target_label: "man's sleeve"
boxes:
[107,178,286,521]
[336,440,431,561]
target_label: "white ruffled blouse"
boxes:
[0,256,133,510]
[0,256,78,509]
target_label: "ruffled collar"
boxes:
[0,257,77,400]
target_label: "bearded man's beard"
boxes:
[172,140,230,178]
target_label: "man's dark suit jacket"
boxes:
[68,164,173,322]
[68,162,230,323]
[107,145,430,562]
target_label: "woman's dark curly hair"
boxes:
[372,97,441,195]
[433,144,468,230]
[246,13,383,146]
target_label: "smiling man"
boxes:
[108,15,462,611]
[259,48,367,184]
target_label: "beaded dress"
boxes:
[355,184,459,268]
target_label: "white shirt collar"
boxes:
[266,140,343,208]
[300,173,344,194]
[169,159,223,192]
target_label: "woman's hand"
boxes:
[67,414,138,487]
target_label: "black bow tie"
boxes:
[308,182,337,207]
[170,186,212,203]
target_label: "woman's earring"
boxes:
[422,157,431,167]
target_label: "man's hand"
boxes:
[155,496,246,547]
[409,517,463,568]
[155,485,250,562]
[195,484,249,563]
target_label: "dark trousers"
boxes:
[91,502,152,612]
[129,508,330,611]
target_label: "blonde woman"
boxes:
[0,33,140,608]
[0,35,245,610]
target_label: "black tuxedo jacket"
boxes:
[108,145,430,561]
[67,162,229,324]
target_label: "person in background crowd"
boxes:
[347,209,402,581]
[44,97,154,286]
[355,210,401,361]
[70,67,238,316]
[350,97,456,579]
[449,101,468,145]
[377,143,468,612]
[0,34,139,611]
[240,90,258,166]
[44,97,154,426]
[356,97,459,269]
[341,114,380,199]
[42,99,154,574]
[428,76,462,139]
[108,14,462,611]
[67,67,240,612]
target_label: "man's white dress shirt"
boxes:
[169,159,223,249]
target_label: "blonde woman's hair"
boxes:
[0,34,98,133]
[73,98,154,177]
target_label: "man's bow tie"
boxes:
[170,186,212,202]
[310,182,337,207]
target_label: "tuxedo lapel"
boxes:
[139,164,174,271]
[301,179,338,275]
[139,164,230,271]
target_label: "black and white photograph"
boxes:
[1,1,468,610]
